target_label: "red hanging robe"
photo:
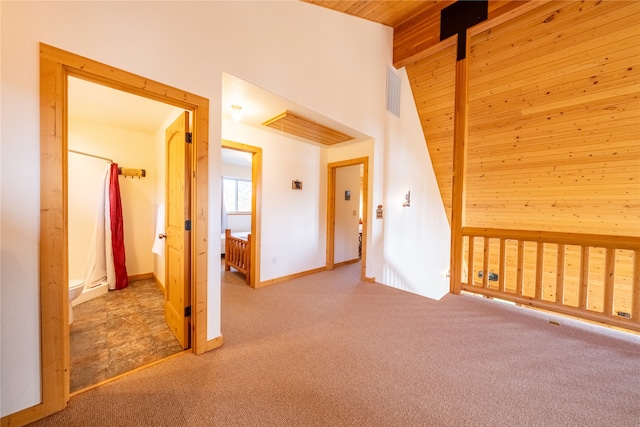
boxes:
[109,163,128,290]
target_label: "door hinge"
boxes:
[185,132,193,143]
[185,220,191,231]
[184,306,191,317]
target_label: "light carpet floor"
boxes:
[29,262,640,426]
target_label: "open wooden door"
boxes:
[165,111,191,349]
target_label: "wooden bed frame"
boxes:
[224,228,251,284]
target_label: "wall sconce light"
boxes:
[231,104,243,122]
[402,191,411,207]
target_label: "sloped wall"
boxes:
[405,45,457,222]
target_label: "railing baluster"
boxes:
[468,236,475,286]
[535,242,544,300]
[604,248,615,316]
[482,237,489,289]
[516,240,524,296]
[633,250,639,323]
[556,244,565,305]
[460,228,639,332]
[499,239,506,292]
[246,234,252,284]
[579,247,590,310]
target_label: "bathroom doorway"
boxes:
[39,44,210,415]
[66,77,188,392]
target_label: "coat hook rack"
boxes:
[118,167,146,179]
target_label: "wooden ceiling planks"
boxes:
[302,0,437,28]
[393,1,456,67]
[262,110,354,146]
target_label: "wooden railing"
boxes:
[225,229,251,285]
[460,227,640,332]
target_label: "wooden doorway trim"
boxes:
[37,43,209,421]
[222,140,262,288]
[327,157,369,281]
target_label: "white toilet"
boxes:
[68,279,85,324]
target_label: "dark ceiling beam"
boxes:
[393,0,533,69]
[393,0,456,69]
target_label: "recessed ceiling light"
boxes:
[231,104,243,122]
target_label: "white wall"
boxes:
[68,118,157,281]
[222,162,251,180]
[381,67,451,300]
[1,1,449,417]
[226,215,251,232]
[223,119,327,281]
[334,165,361,263]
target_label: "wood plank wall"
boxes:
[406,0,639,321]
[410,1,639,236]
[467,0,639,236]
[463,0,639,319]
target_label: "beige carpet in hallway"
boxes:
[29,262,640,426]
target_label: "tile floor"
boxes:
[70,279,183,392]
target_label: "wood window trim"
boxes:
[34,43,210,421]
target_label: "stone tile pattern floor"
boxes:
[70,279,183,392]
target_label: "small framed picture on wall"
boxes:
[345,190,351,201]
[292,179,303,190]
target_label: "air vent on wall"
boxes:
[386,67,401,117]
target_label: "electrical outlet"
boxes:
[478,271,498,281]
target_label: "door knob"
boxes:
[158,233,167,239]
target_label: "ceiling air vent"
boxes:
[386,67,401,117]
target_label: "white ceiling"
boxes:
[220,72,371,144]
[68,77,178,135]
[68,73,370,161]
[221,147,252,167]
